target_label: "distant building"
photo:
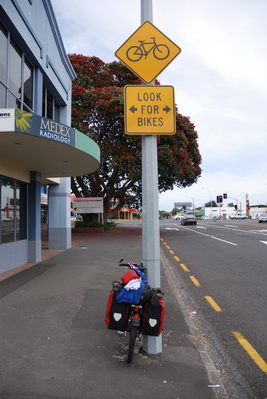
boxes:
[249,205,267,219]
[204,205,267,219]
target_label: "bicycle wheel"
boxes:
[153,44,170,60]
[126,46,142,62]
[127,326,138,364]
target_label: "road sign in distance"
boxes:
[124,85,176,135]
[115,21,181,84]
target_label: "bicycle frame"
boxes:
[126,38,170,63]
[137,37,157,57]
[117,259,146,363]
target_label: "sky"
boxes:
[51,0,267,212]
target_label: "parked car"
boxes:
[229,214,248,220]
[181,214,197,226]
[258,214,267,223]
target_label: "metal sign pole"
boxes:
[141,0,162,354]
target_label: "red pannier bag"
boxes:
[142,288,165,336]
[121,270,139,285]
[105,283,131,330]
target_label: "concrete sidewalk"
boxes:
[0,221,223,399]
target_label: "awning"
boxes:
[0,109,100,185]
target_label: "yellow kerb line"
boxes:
[189,276,200,287]
[169,250,174,254]
[173,255,180,261]
[204,296,222,312]
[232,331,267,374]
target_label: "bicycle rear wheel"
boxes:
[127,326,138,364]
[126,46,142,62]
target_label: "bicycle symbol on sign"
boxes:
[126,37,170,62]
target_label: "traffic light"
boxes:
[223,193,227,199]
[217,195,223,203]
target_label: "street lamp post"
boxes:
[191,198,195,215]
[186,197,195,214]
[202,188,212,219]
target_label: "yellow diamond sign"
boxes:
[115,21,181,84]
[124,85,176,135]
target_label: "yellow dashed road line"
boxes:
[189,275,201,287]
[161,236,267,375]
[204,296,222,312]
[232,331,267,374]
[180,263,190,272]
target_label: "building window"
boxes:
[23,58,33,110]
[0,22,8,108]
[0,176,27,244]
[0,20,33,111]
[42,85,60,121]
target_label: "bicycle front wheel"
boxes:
[153,44,170,60]
[126,46,142,62]
[127,326,138,364]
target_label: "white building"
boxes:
[204,205,267,219]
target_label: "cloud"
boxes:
[51,0,267,210]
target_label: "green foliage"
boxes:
[69,54,202,221]
[74,220,116,231]
[171,208,180,216]
[159,210,171,219]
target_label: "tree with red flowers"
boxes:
[69,54,202,221]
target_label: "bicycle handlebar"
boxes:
[118,259,146,272]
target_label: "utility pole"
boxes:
[116,0,180,355]
[141,0,162,355]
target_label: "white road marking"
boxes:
[210,235,238,246]
[260,241,267,245]
[180,226,238,246]
[250,230,267,235]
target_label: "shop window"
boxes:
[16,182,27,240]
[0,177,27,244]
[1,177,15,244]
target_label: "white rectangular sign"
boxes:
[73,197,103,214]
[0,108,15,132]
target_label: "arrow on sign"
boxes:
[129,105,138,113]
[163,105,171,113]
